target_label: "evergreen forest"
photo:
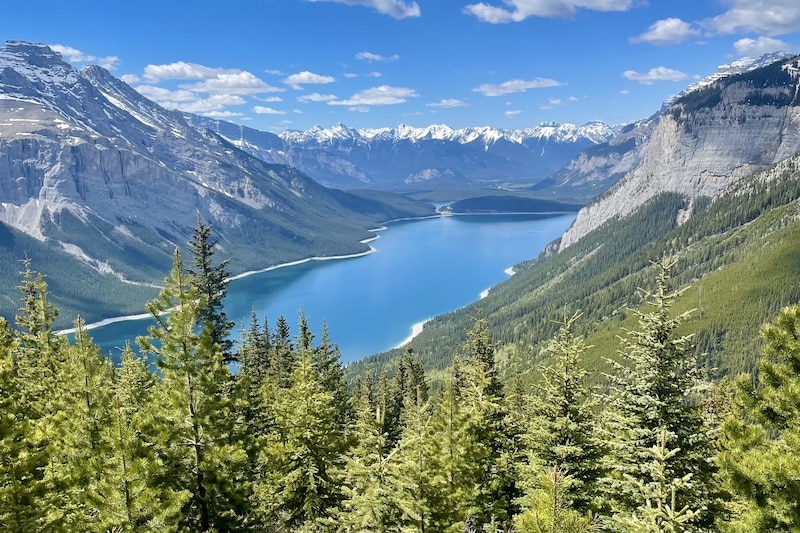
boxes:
[1,216,799,532]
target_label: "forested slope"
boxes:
[348,155,800,384]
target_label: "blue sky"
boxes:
[3,0,799,132]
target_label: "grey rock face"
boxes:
[559,55,800,251]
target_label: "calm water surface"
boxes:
[87,213,575,363]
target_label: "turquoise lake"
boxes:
[87,213,576,364]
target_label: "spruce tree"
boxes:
[188,216,235,362]
[459,314,523,529]
[720,303,800,531]
[602,259,717,531]
[524,311,605,515]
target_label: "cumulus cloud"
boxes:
[308,0,420,19]
[623,66,687,84]
[427,99,468,108]
[134,85,198,103]
[734,36,794,56]
[631,18,698,46]
[283,71,336,90]
[505,110,522,117]
[183,72,284,95]
[255,96,284,103]
[706,0,800,35]
[49,44,119,70]
[356,51,400,62]
[328,85,418,106]
[298,93,339,103]
[343,72,359,78]
[368,71,383,78]
[142,61,233,82]
[160,94,247,114]
[254,106,287,115]
[120,74,140,84]
[473,77,564,96]
[463,0,633,23]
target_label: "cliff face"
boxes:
[559,56,800,251]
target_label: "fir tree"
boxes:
[338,377,401,532]
[524,311,606,515]
[720,303,800,531]
[515,466,597,533]
[603,259,718,530]
[188,216,235,362]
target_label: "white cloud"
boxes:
[620,89,630,95]
[142,61,232,82]
[183,71,285,95]
[134,85,198,103]
[568,96,579,101]
[734,36,794,56]
[464,0,633,23]
[120,74,140,84]
[349,106,371,112]
[343,72,359,78]
[282,71,336,90]
[631,18,698,46]
[309,0,420,19]
[254,106,287,115]
[473,77,564,96]
[329,85,418,106]
[255,96,284,103]
[161,94,247,114]
[355,51,400,62]
[49,44,119,70]
[623,66,687,84]
[427,99,468,108]
[706,0,800,35]
[368,71,383,78]
[265,69,283,75]
[548,98,563,105]
[505,110,522,117]
[203,111,244,118]
[298,93,339,103]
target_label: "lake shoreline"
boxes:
[58,210,572,340]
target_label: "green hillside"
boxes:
[347,155,800,385]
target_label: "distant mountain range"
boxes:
[0,40,435,325]
[187,115,618,190]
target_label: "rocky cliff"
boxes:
[559,55,800,250]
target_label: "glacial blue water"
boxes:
[86,213,575,363]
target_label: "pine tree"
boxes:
[138,249,250,532]
[256,347,346,531]
[101,343,182,531]
[6,261,68,530]
[524,311,605,515]
[46,317,116,531]
[188,216,235,362]
[338,377,400,532]
[720,303,800,531]
[459,314,523,529]
[391,385,436,532]
[603,259,718,530]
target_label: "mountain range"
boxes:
[0,40,435,325]
[1,38,798,337]
[187,116,618,191]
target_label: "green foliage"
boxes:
[524,311,606,514]
[720,304,800,531]
[603,260,719,530]
[188,215,235,361]
[515,467,597,533]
